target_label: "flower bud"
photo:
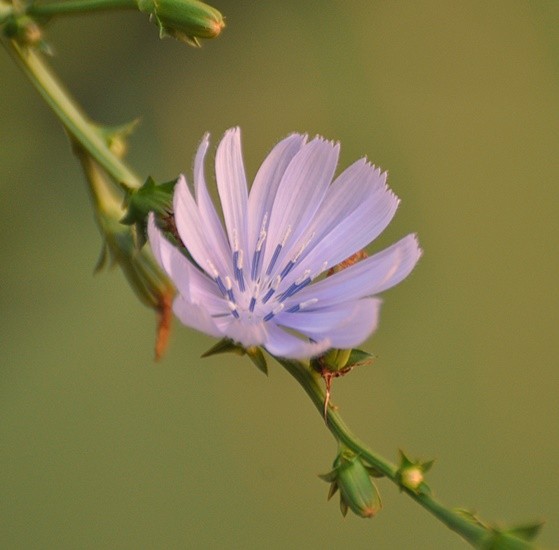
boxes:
[320,450,382,518]
[137,0,224,46]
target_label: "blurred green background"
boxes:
[1,1,558,548]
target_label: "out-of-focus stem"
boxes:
[3,39,141,189]
[27,0,137,19]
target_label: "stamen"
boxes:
[207,260,228,296]
[251,249,262,281]
[266,225,292,275]
[262,275,281,304]
[249,297,257,312]
[263,303,284,322]
[278,232,315,279]
[279,260,295,280]
[224,276,235,302]
[266,244,282,276]
[251,218,268,280]
[226,300,240,319]
[287,298,318,313]
[278,271,312,301]
[231,228,239,253]
[233,249,246,292]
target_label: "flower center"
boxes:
[208,221,326,324]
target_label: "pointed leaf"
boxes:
[201,338,245,358]
[346,348,376,368]
[246,346,268,376]
[318,470,338,483]
[93,242,109,273]
[507,520,545,542]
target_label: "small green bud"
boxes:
[400,466,423,490]
[320,450,382,518]
[137,0,224,46]
[396,450,434,494]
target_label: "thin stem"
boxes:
[275,357,536,549]
[3,39,141,189]
[27,0,137,19]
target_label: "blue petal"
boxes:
[172,295,223,338]
[277,298,381,349]
[290,234,421,308]
[264,323,332,359]
[215,128,249,257]
[247,133,307,272]
[193,134,232,270]
[262,137,340,277]
[173,176,233,279]
[147,215,226,311]
[279,163,399,288]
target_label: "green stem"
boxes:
[275,357,536,549]
[27,0,137,19]
[3,39,141,189]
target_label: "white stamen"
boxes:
[295,269,311,285]
[224,276,233,291]
[232,227,239,252]
[256,213,268,251]
[293,232,315,262]
[207,259,219,279]
[236,249,244,270]
[299,298,318,310]
[270,275,281,291]
[281,225,292,247]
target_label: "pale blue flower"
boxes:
[148,128,421,358]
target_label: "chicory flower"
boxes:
[148,128,421,358]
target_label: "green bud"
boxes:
[137,0,224,46]
[320,450,382,518]
[320,348,352,372]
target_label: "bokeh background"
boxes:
[1,1,558,548]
